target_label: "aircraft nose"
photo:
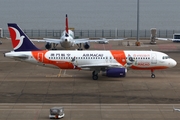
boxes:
[172,59,177,67]
[169,59,177,67]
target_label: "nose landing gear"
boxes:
[151,73,155,78]
[151,69,155,78]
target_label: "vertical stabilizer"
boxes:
[65,14,69,35]
[7,23,40,51]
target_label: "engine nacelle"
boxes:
[83,42,90,49]
[45,42,52,49]
[102,68,127,77]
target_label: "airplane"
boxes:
[173,106,180,112]
[150,28,180,44]
[4,23,177,80]
[31,14,125,50]
[157,33,180,42]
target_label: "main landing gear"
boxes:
[92,71,98,80]
[151,69,155,78]
[52,43,58,50]
[77,43,83,50]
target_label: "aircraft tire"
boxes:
[78,48,83,50]
[92,75,98,80]
[151,74,155,78]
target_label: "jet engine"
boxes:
[102,68,127,77]
[45,42,52,50]
[83,42,90,49]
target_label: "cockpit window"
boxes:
[162,56,170,59]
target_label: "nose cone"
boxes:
[4,52,8,57]
[169,59,177,68]
[4,52,11,58]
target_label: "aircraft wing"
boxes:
[78,63,124,69]
[31,38,62,44]
[74,38,126,44]
[7,37,61,44]
[157,38,172,41]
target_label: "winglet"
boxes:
[65,14,69,35]
[7,23,40,52]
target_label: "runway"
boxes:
[0,38,180,119]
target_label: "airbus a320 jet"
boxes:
[4,23,177,80]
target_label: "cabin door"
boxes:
[151,53,157,64]
[38,53,44,62]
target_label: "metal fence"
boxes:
[1,29,180,39]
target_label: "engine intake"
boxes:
[102,68,126,77]
[83,42,90,49]
[45,42,52,50]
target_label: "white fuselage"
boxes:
[60,30,74,48]
[5,50,177,71]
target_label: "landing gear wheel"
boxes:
[151,74,155,78]
[77,48,83,50]
[92,70,99,80]
[77,43,83,50]
[92,75,98,80]
[52,43,57,50]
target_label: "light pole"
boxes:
[136,0,140,46]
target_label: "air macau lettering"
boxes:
[83,53,103,57]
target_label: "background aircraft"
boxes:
[5,23,177,80]
[157,33,180,42]
[32,14,125,50]
[150,28,180,44]
[173,106,180,112]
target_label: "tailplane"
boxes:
[7,23,40,52]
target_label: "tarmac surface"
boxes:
[0,38,180,119]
